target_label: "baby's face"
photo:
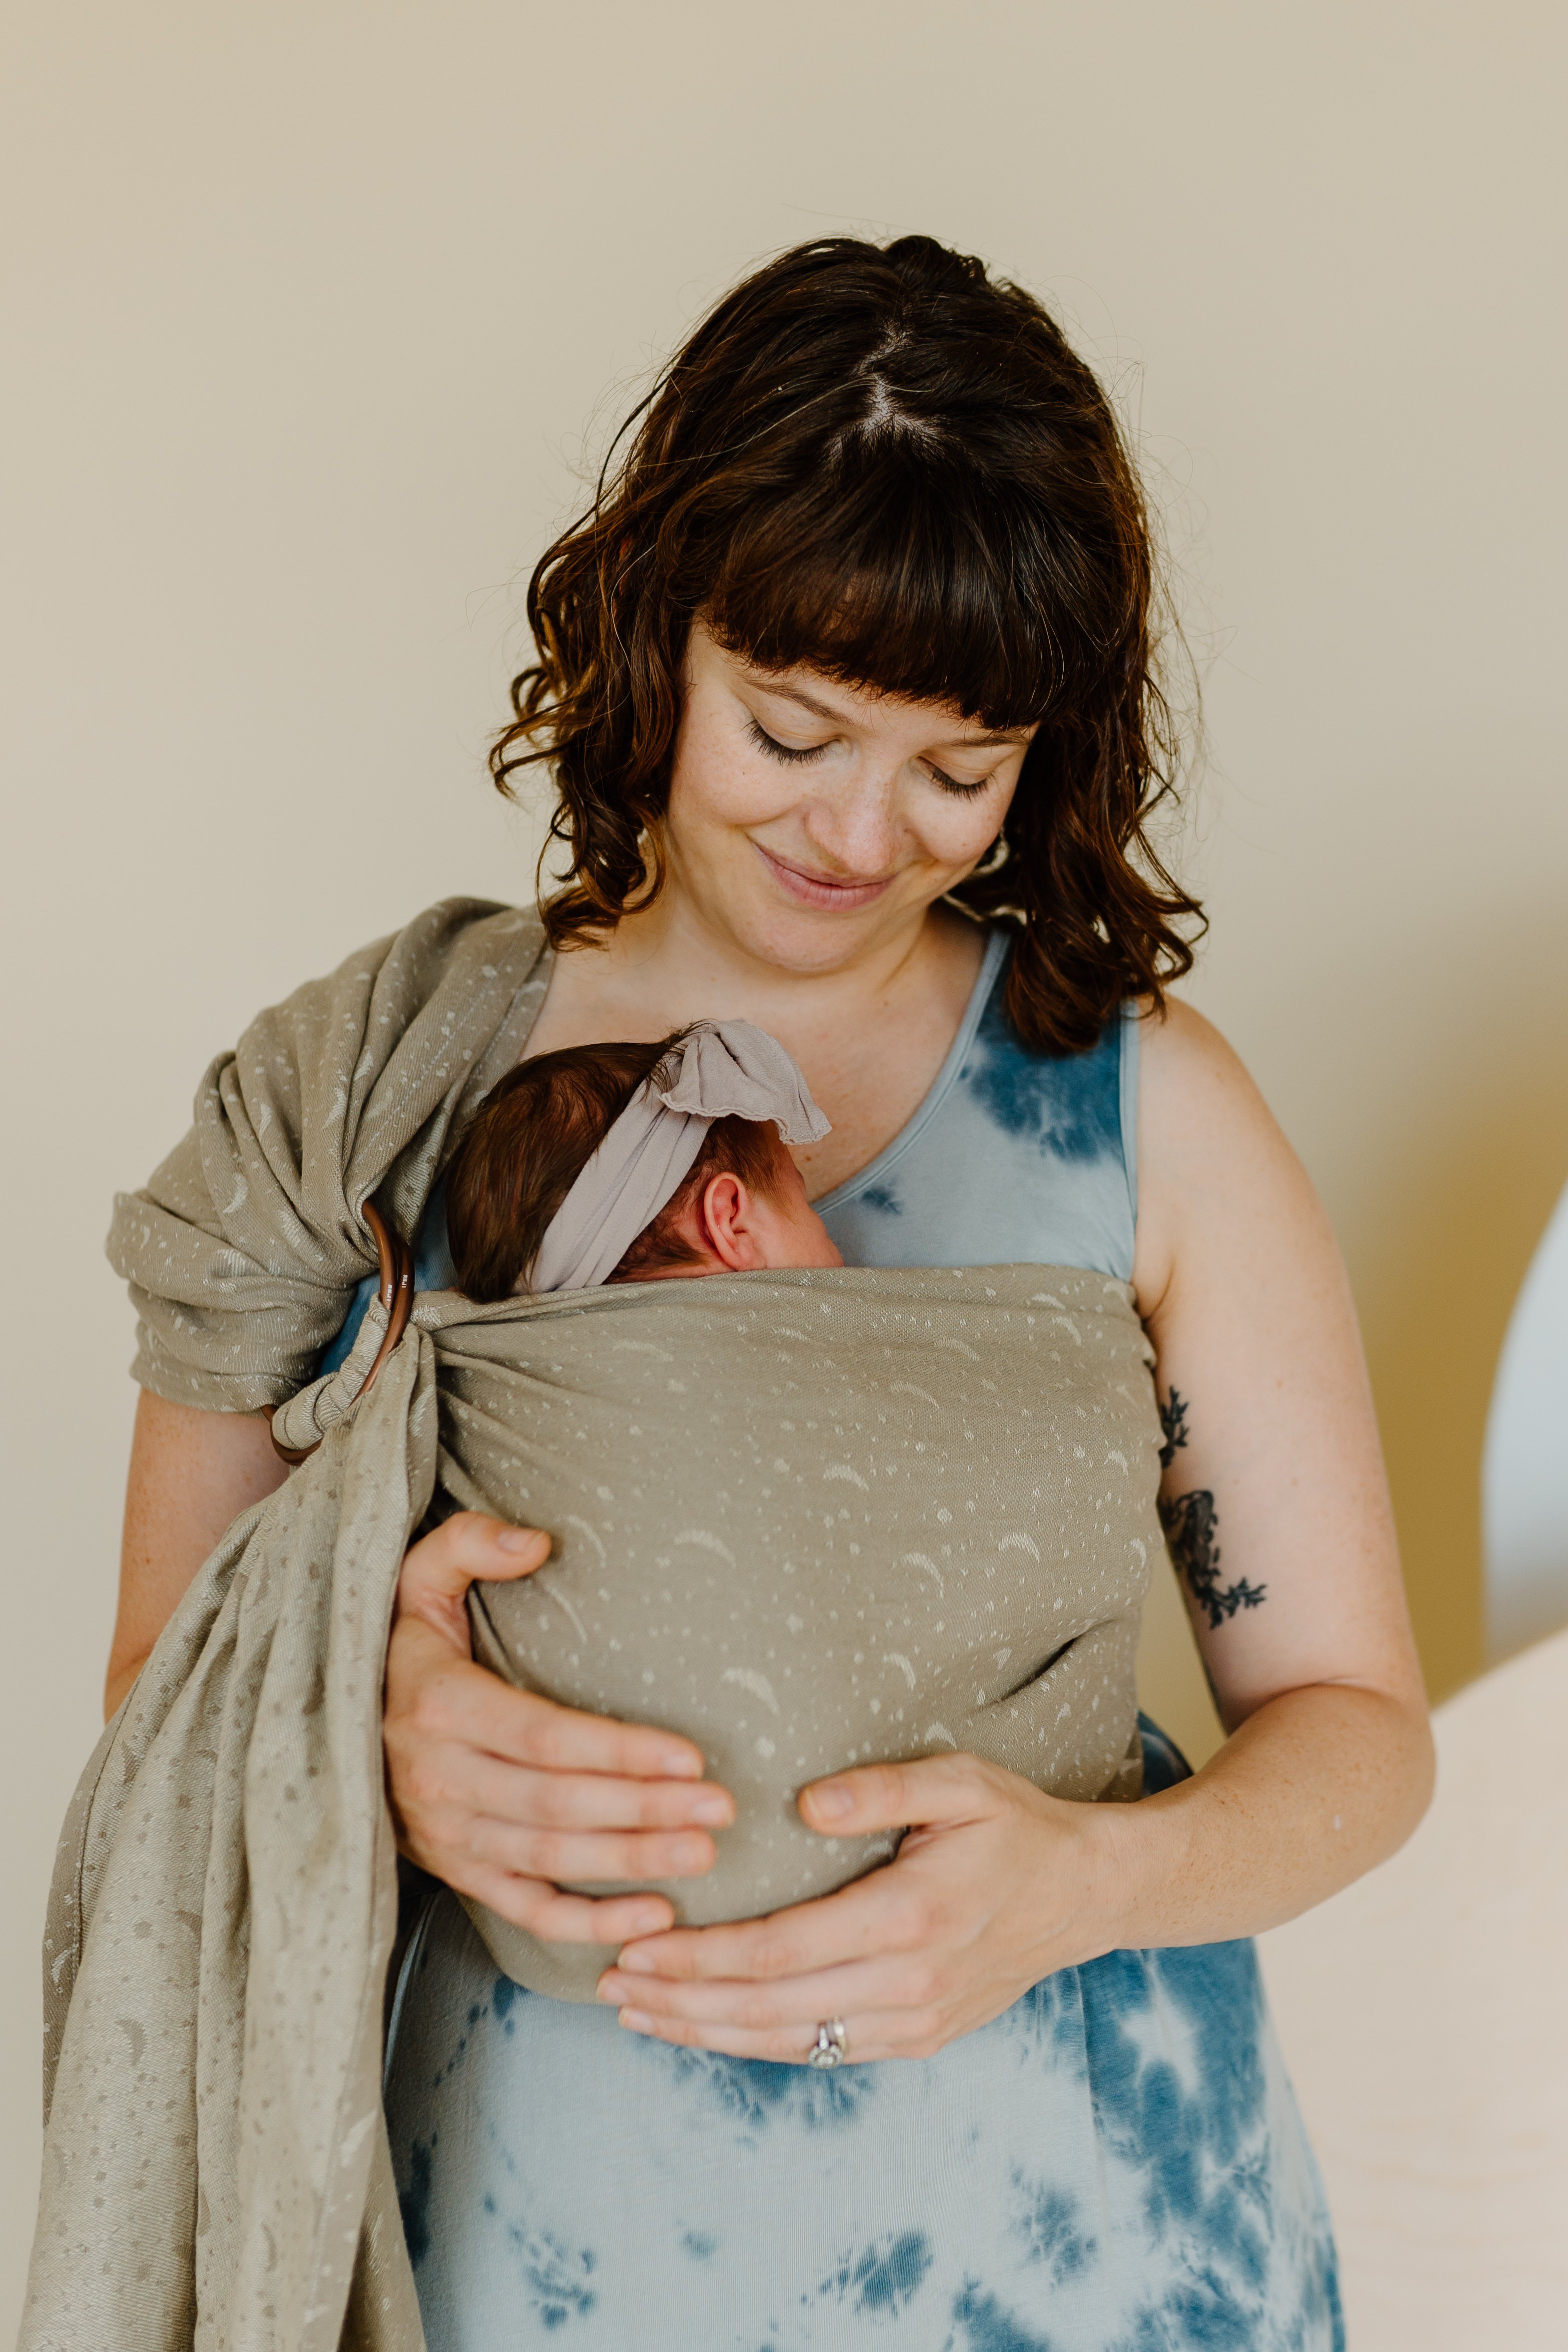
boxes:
[747,1150,844,1270]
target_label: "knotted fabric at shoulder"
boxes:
[106,897,552,1411]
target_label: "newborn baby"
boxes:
[428,1019,1159,2001]
[444,1026,844,1299]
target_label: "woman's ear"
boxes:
[698,1174,767,1271]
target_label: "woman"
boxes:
[107,237,1431,2348]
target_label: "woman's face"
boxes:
[657,623,1035,975]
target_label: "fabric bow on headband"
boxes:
[526,1020,831,1295]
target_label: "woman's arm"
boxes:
[1114,995,1433,1937]
[107,1391,290,1715]
[591,999,1434,2059]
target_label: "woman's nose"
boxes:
[802,769,904,876]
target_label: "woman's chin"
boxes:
[720,896,910,977]
[685,854,942,975]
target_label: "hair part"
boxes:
[492,233,1204,1056]
[445,1036,790,1301]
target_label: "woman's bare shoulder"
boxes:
[1132,994,1327,1320]
[1138,991,1260,1099]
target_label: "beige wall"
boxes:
[5,1,1564,2322]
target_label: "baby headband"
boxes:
[526,1019,831,1295]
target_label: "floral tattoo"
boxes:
[1157,1390,1268,1630]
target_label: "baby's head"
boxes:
[447,1030,842,1302]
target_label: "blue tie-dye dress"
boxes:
[377,928,1343,2351]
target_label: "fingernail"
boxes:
[619,2008,657,2034]
[617,1946,657,1973]
[497,1527,540,1553]
[596,1972,623,2001]
[692,1792,730,1825]
[811,1779,854,1819]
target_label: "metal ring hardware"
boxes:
[270,1199,415,1466]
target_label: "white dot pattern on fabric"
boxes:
[37,900,557,2352]
[436,1262,1165,2002]
[44,901,1180,2352]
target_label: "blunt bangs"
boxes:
[702,447,1067,733]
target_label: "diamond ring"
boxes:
[806,2018,849,2069]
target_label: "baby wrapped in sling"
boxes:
[429,1021,1167,2002]
[27,988,1169,2352]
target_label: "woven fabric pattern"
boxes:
[26,900,1168,2350]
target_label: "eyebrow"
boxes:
[754,677,1032,748]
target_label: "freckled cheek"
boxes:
[910,798,1011,874]
[666,732,798,839]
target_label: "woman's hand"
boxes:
[595,1674,1432,2063]
[383,1511,737,1946]
[596,1752,1130,2062]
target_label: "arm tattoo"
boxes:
[1157,1388,1190,1470]
[1156,1388,1269,1630]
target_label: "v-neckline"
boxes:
[811,926,1009,1212]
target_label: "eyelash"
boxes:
[746,718,993,798]
[747,718,825,766]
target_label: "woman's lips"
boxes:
[753,841,897,910]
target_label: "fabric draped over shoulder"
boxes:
[106,897,553,1411]
[29,898,1168,2352]
[26,900,553,2351]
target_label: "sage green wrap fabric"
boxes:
[25,898,1167,2352]
[28,899,552,2352]
[26,1317,433,2352]
[109,895,554,1412]
[431,1266,1163,2000]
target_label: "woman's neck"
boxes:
[524,892,990,1200]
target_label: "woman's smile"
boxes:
[750,838,899,911]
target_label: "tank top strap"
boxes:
[815,929,1138,1282]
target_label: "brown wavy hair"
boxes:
[492,234,1203,1054]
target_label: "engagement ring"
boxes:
[806,2018,848,2069]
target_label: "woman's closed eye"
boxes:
[746,716,995,798]
[922,761,995,799]
[746,716,831,766]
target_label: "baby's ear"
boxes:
[699,1173,765,1271]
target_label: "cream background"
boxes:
[4,1,1564,2327]
[1258,1626,1568,2347]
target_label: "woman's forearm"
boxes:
[1108,1681,1434,1950]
